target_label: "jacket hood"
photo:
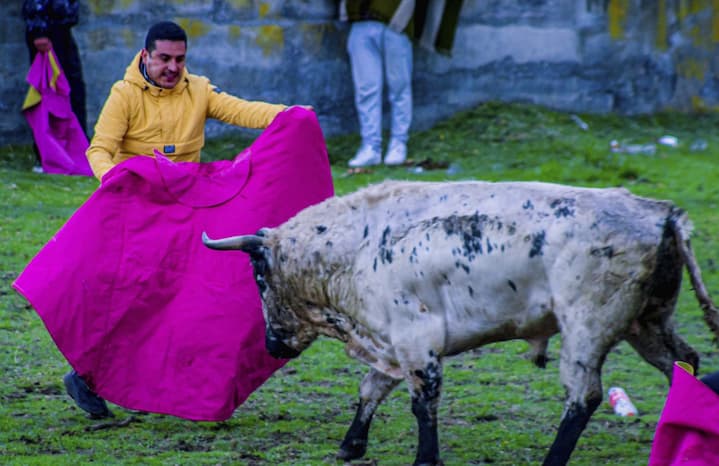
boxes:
[123,51,189,96]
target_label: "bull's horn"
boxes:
[202,232,266,251]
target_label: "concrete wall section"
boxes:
[1,0,717,145]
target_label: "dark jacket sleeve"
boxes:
[22,0,79,40]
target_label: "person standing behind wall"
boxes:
[339,0,463,168]
[22,0,87,135]
[22,0,87,173]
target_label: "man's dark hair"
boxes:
[145,21,187,52]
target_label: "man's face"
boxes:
[141,40,186,89]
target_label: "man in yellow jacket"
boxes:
[86,21,289,181]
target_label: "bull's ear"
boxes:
[202,232,267,253]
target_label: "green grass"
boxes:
[2,102,719,465]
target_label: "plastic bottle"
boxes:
[446,162,462,176]
[658,135,679,147]
[570,114,589,131]
[608,386,638,417]
[610,140,656,155]
[690,139,708,152]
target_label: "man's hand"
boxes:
[285,105,314,112]
[33,37,52,52]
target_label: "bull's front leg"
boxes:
[408,352,443,466]
[337,368,400,460]
[543,329,605,466]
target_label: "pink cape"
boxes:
[648,362,719,465]
[13,107,334,421]
[22,50,92,176]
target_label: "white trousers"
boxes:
[347,20,413,151]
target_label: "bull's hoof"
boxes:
[337,438,367,460]
[413,461,444,466]
[532,353,549,369]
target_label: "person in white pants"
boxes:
[340,0,464,167]
[342,3,414,167]
[347,20,412,167]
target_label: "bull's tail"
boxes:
[670,208,719,342]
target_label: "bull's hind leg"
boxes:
[543,329,613,466]
[625,315,699,380]
[337,368,400,460]
[627,217,701,379]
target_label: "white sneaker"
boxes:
[32,165,44,174]
[384,140,407,166]
[348,145,381,168]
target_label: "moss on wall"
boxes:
[228,25,243,44]
[255,25,284,57]
[608,0,629,40]
[87,0,135,14]
[656,0,668,50]
[175,19,211,39]
[679,57,708,80]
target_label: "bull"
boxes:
[202,180,719,466]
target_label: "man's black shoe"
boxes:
[63,370,114,419]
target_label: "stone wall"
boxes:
[1,0,718,144]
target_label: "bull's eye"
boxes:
[254,274,268,294]
[250,250,270,276]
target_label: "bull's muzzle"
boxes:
[265,326,301,359]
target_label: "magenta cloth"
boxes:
[648,362,719,465]
[13,107,334,421]
[23,50,92,176]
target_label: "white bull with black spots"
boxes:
[202,180,719,466]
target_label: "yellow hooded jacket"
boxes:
[86,51,287,180]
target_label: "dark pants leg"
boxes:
[701,370,719,395]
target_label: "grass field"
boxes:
[1,102,718,465]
